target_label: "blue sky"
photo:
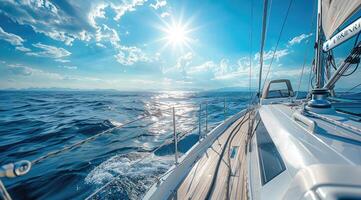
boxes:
[0,0,359,91]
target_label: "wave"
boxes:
[85,152,171,199]
[0,90,248,199]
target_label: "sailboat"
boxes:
[142,0,361,199]
[0,0,361,200]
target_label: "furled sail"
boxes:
[322,0,361,39]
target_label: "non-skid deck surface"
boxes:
[173,114,250,200]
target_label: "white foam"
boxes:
[109,120,123,127]
[85,152,172,186]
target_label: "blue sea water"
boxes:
[0,90,250,200]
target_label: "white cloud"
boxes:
[96,43,106,48]
[27,43,71,58]
[0,26,24,46]
[150,0,167,9]
[93,25,155,66]
[62,65,78,70]
[114,46,153,66]
[0,26,33,52]
[0,1,153,66]
[0,0,146,46]
[217,59,229,75]
[213,58,250,80]
[15,46,31,52]
[188,61,217,74]
[7,64,33,76]
[111,0,147,21]
[55,59,70,63]
[7,64,63,80]
[175,52,193,69]
[89,3,108,28]
[94,24,153,66]
[47,32,75,46]
[0,0,79,45]
[254,49,290,61]
[96,25,120,48]
[288,33,312,46]
[160,12,170,18]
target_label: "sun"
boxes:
[156,17,196,52]
[165,24,187,46]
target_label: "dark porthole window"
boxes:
[256,120,286,185]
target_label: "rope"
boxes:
[205,112,249,199]
[262,0,294,88]
[226,110,252,198]
[340,32,361,77]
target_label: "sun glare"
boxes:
[156,17,196,52]
[166,24,187,45]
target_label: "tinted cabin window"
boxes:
[267,82,291,98]
[256,120,286,185]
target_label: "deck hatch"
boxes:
[230,146,239,159]
[256,120,286,185]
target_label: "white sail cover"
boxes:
[322,0,361,39]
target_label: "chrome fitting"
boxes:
[307,88,331,109]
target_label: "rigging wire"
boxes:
[264,0,273,44]
[248,0,254,142]
[295,0,317,99]
[344,82,361,94]
[261,0,294,89]
[31,113,155,165]
[341,60,359,76]
[248,0,253,100]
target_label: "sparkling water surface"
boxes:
[0,90,250,200]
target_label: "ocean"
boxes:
[0,90,250,200]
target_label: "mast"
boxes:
[307,0,331,109]
[258,0,269,100]
[315,0,324,88]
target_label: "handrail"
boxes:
[0,97,243,200]
[292,111,317,132]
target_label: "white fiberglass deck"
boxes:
[247,103,361,200]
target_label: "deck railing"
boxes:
[0,97,247,200]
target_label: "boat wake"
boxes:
[85,152,173,199]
